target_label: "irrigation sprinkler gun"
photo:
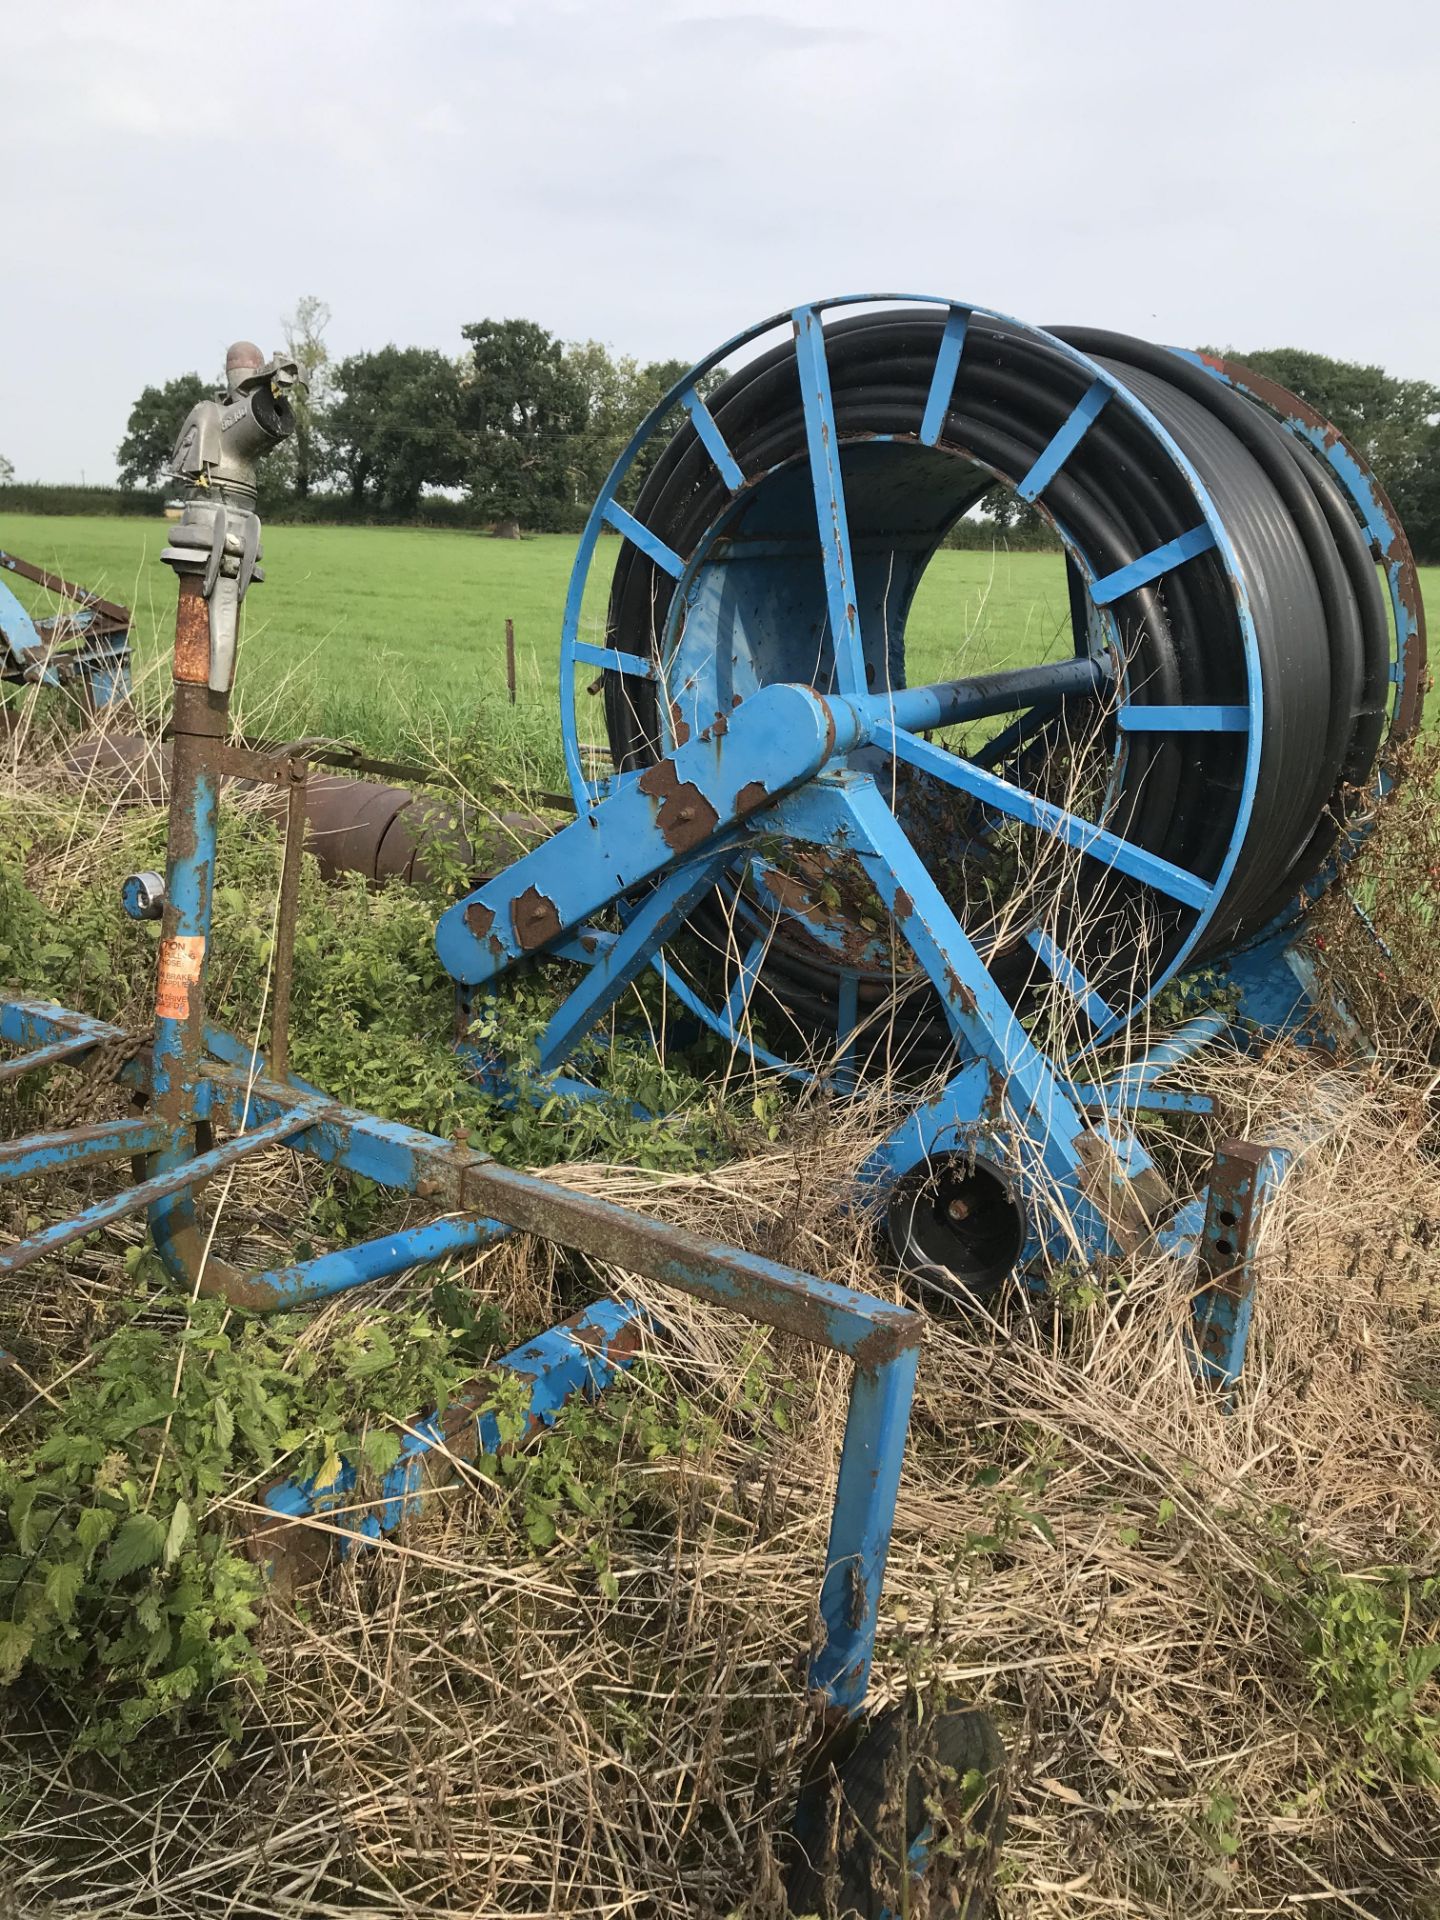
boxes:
[1,297,1427,1911]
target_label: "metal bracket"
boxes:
[1190,1138,1288,1388]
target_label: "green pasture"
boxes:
[5,515,1433,790]
[2,515,1077,769]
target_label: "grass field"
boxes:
[9,512,1434,785]
[2,513,1084,772]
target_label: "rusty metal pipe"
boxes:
[65,732,553,889]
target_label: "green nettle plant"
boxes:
[0,1281,475,1753]
[0,1273,723,1754]
[0,782,773,1755]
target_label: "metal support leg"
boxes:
[811,1345,921,1715]
[144,570,232,1279]
[268,757,308,1083]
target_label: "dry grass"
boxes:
[2,1046,1439,1917]
[3,711,1440,1917]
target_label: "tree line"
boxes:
[106,297,1440,558]
[112,298,722,536]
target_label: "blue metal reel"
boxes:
[435,293,1419,1314]
[582,308,1407,1054]
[530,295,1419,1103]
[551,296,1277,1090]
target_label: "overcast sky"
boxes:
[5,0,1437,483]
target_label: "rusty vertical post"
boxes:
[147,583,227,1165]
[146,340,300,1289]
[505,617,516,706]
[1191,1138,1286,1388]
[267,757,308,1083]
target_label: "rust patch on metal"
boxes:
[892,888,913,920]
[173,582,210,685]
[735,779,771,815]
[815,696,838,761]
[465,900,495,941]
[668,700,691,748]
[942,967,977,1018]
[709,712,729,738]
[1197,1138,1266,1296]
[511,885,563,951]
[764,869,821,918]
[463,1162,920,1363]
[636,759,720,852]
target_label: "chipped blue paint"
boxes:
[812,1345,920,1712]
[0,1114,164,1183]
[436,681,857,987]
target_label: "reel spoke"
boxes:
[1117,703,1249,733]
[918,305,970,446]
[679,386,745,493]
[1089,523,1217,605]
[600,499,685,579]
[1015,377,1112,501]
[1025,928,1119,1028]
[793,305,867,697]
[874,718,1214,910]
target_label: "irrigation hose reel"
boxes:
[0,294,1426,1917]
[437,294,1426,1367]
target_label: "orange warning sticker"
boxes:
[155,935,205,1023]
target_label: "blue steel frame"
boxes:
[4,299,1422,1760]
[0,402,935,1723]
[440,294,1422,1391]
[0,994,923,1718]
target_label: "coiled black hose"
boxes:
[602,310,1389,1056]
